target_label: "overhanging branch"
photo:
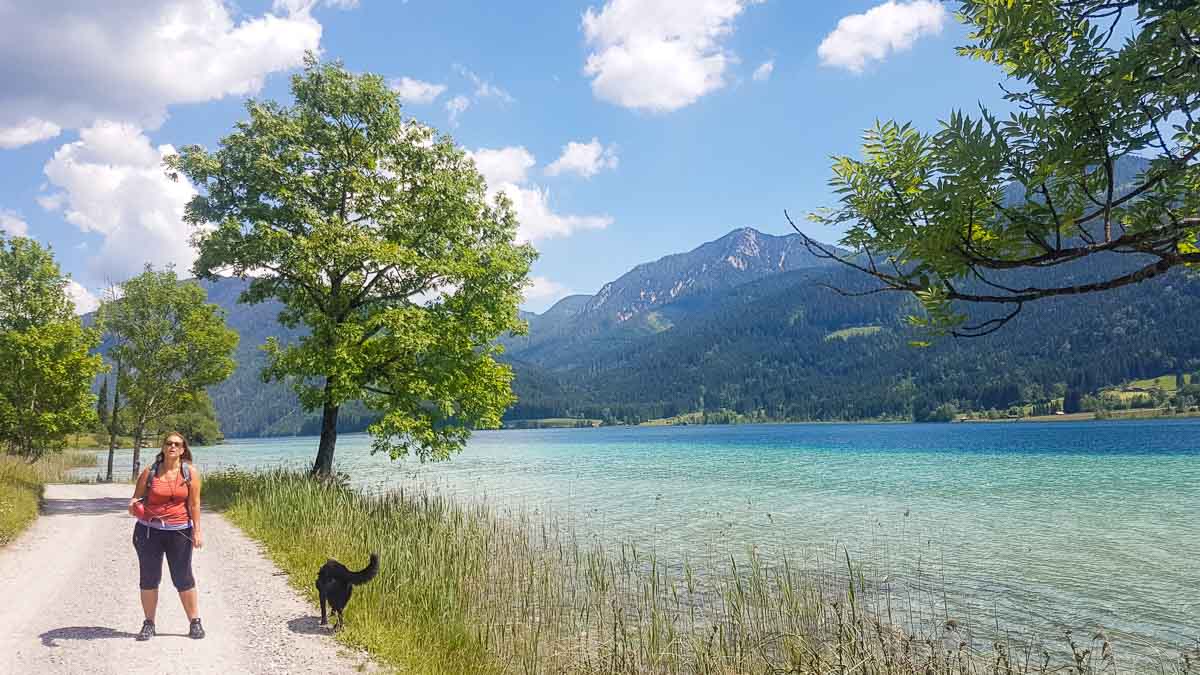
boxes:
[786,211,1199,311]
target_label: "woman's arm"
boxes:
[188,468,203,549]
[128,469,150,517]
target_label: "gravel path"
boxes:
[0,483,386,674]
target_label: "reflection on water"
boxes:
[84,419,1200,648]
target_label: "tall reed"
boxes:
[204,470,1195,675]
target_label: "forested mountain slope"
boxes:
[506,255,1200,422]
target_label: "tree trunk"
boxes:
[105,361,121,482]
[131,421,145,481]
[311,379,339,478]
[106,434,117,483]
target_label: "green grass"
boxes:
[641,408,754,425]
[204,469,1191,675]
[1127,374,1190,391]
[1105,390,1153,404]
[64,431,137,450]
[0,450,98,546]
[502,418,600,429]
[205,470,500,673]
[824,325,882,341]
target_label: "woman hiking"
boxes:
[127,431,205,641]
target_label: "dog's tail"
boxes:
[347,552,379,585]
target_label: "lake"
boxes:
[89,419,1200,652]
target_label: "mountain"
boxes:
[505,228,839,367]
[501,154,1200,422]
[506,294,593,352]
[505,257,1200,423]
[582,227,834,323]
[196,277,308,437]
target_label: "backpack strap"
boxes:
[181,461,194,528]
[147,459,189,489]
[145,458,161,494]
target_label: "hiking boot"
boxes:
[136,619,155,641]
[189,618,205,640]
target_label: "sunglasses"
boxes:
[164,440,184,448]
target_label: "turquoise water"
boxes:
[92,420,1200,650]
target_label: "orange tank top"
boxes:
[143,469,190,526]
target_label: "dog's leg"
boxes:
[318,584,327,626]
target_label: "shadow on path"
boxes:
[40,626,137,647]
[42,497,127,516]
[287,616,333,635]
[40,626,190,646]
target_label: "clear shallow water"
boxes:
[90,420,1200,649]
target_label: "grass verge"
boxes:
[204,470,1195,675]
[66,432,137,450]
[0,450,98,546]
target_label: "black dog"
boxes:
[316,552,379,630]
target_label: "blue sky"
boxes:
[0,0,1011,313]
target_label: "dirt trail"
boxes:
[0,483,385,674]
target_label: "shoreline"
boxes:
[498,409,1200,430]
[959,408,1200,423]
[199,468,1197,674]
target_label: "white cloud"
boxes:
[545,139,619,178]
[524,276,572,303]
[0,1,322,148]
[390,77,447,105]
[470,147,536,186]
[0,210,30,238]
[818,0,947,73]
[469,146,613,243]
[454,65,515,103]
[273,0,360,13]
[36,193,66,211]
[0,118,61,149]
[65,280,100,315]
[753,60,774,82]
[581,0,759,113]
[41,121,198,285]
[504,184,612,242]
[446,95,471,126]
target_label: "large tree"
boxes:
[167,56,535,476]
[98,266,238,478]
[799,1,1199,337]
[0,236,103,458]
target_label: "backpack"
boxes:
[144,459,193,525]
[146,458,190,488]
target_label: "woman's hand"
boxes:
[127,498,140,518]
[192,529,203,549]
